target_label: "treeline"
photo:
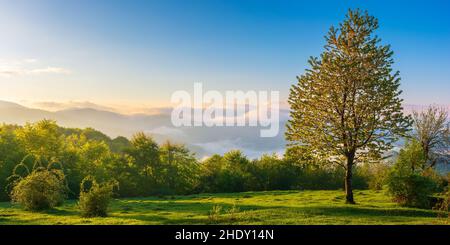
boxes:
[0,120,373,201]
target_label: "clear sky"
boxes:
[0,0,449,111]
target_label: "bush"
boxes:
[386,172,436,208]
[422,168,446,192]
[78,176,118,217]
[207,204,223,224]
[433,178,450,221]
[10,169,66,211]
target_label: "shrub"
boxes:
[207,205,223,224]
[433,179,450,220]
[207,204,244,224]
[78,176,118,217]
[10,169,66,211]
[422,168,446,192]
[386,172,436,208]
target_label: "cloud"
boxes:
[30,101,115,112]
[194,138,284,159]
[29,66,71,75]
[0,67,23,76]
[23,58,38,63]
[26,100,174,116]
[145,126,186,137]
[0,59,71,77]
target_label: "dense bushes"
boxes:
[198,151,252,193]
[10,169,67,211]
[281,146,369,190]
[434,180,450,218]
[197,151,371,193]
[249,154,301,191]
[386,140,444,208]
[0,125,26,201]
[78,176,118,217]
[386,172,436,208]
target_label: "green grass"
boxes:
[0,190,448,225]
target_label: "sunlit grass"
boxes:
[0,190,447,225]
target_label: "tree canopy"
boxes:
[286,9,411,203]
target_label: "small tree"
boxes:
[412,106,449,170]
[125,132,160,194]
[396,139,427,172]
[159,141,200,194]
[286,9,411,203]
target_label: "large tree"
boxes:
[286,9,411,204]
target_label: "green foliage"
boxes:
[286,9,411,161]
[158,141,200,194]
[387,139,439,208]
[286,9,411,203]
[1,120,382,202]
[15,120,65,161]
[78,176,118,217]
[10,169,67,211]
[105,154,141,197]
[422,168,447,192]
[110,136,131,153]
[0,124,26,201]
[127,132,160,177]
[250,154,300,191]
[358,162,391,190]
[433,182,450,220]
[283,146,370,190]
[207,204,223,224]
[207,203,244,224]
[386,172,436,208]
[396,139,426,172]
[125,133,161,194]
[199,151,254,193]
[386,139,444,208]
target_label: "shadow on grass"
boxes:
[43,208,79,216]
[109,199,437,224]
[0,190,440,224]
[297,205,437,218]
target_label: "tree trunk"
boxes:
[345,154,355,204]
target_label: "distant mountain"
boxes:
[0,100,27,109]
[0,100,287,158]
[0,101,170,138]
[0,101,56,124]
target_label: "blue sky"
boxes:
[0,0,449,110]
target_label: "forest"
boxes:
[0,119,373,202]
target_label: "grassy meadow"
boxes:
[0,190,447,225]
